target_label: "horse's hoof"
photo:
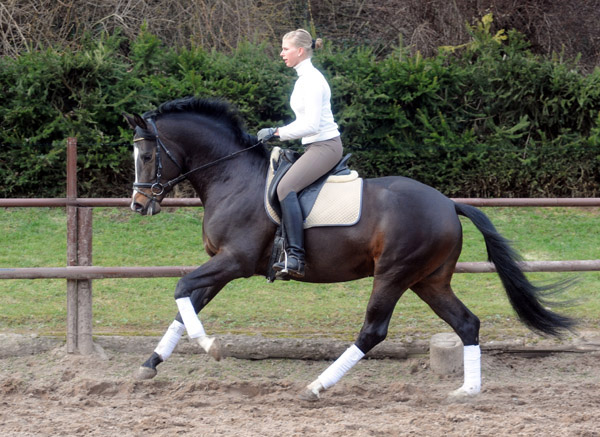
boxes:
[298,388,320,402]
[197,336,223,361]
[208,337,222,361]
[448,386,479,400]
[134,366,157,380]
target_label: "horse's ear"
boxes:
[123,113,147,130]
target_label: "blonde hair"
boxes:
[282,29,323,57]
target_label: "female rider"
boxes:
[258,29,343,278]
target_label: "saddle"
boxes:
[264,147,363,282]
[267,148,354,219]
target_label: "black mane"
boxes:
[144,97,265,156]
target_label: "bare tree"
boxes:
[1,0,599,70]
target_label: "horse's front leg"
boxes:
[173,257,247,359]
[135,284,225,380]
[136,254,249,380]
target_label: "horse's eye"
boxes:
[141,153,153,164]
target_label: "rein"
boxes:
[133,117,263,201]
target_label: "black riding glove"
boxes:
[257,127,277,142]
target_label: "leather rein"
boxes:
[132,117,263,202]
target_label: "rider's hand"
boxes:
[257,127,277,142]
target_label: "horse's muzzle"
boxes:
[131,192,162,216]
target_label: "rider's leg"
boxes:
[274,137,342,276]
[272,191,305,277]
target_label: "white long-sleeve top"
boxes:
[278,58,340,144]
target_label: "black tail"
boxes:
[455,202,576,337]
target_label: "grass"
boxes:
[1,206,599,342]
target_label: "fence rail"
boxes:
[2,138,599,354]
[0,198,203,207]
[2,260,600,280]
[3,197,600,208]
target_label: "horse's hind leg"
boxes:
[302,277,408,400]
[411,270,482,397]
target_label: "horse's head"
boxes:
[124,113,183,216]
[124,97,269,216]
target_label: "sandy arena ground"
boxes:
[0,334,599,437]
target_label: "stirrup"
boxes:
[273,251,305,278]
[275,250,290,273]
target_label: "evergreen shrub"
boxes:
[1,17,599,197]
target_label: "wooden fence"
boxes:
[1,138,599,354]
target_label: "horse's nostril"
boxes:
[132,202,144,212]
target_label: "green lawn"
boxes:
[0,206,598,342]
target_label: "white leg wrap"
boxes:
[317,345,365,390]
[154,320,185,361]
[176,297,207,339]
[461,345,481,394]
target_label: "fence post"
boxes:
[66,138,78,353]
[77,207,93,354]
[66,137,94,354]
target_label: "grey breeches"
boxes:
[276,136,343,201]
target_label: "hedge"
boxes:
[1,17,599,198]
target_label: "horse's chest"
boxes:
[202,234,218,257]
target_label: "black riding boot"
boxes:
[273,191,305,278]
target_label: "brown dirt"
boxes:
[0,335,599,437]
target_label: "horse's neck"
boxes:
[188,156,268,209]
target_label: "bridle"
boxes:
[132,117,263,204]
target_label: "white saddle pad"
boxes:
[264,147,363,229]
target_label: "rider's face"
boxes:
[280,39,305,68]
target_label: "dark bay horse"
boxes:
[124,97,574,400]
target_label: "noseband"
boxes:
[132,117,263,204]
